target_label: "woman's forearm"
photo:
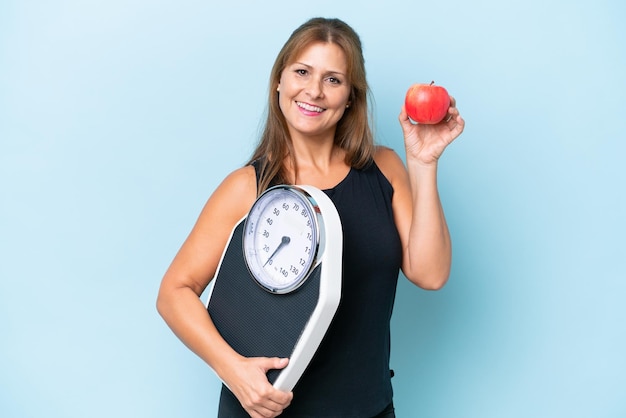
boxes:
[156,284,239,379]
[404,160,452,289]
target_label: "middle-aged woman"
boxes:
[157,17,465,418]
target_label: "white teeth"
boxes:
[297,102,324,113]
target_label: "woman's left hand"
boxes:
[398,96,465,166]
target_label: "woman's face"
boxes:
[277,42,351,142]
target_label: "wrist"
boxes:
[406,157,439,174]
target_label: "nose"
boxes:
[305,78,323,99]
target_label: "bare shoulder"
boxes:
[188,165,258,253]
[373,146,408,187]
[214,165,257,200]
[163,165,257,294]
[202,164,257,223]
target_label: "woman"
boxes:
[157,17,464,418]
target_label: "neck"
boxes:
[284,142,349,188]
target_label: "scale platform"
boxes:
[206,185,342,391]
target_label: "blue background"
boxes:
[1,1,625,417]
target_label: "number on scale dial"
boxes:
[243,185,321,294]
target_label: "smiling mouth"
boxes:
[296,101,325,113]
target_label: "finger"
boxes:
[269,389,293,408]
[449,95,456,108]
[248,410,267,418]
[252,404,283,418]
[446,108,460,122]
[245,392,288,417]
[455,115,465,133]
[254,393,292,418]
[446,115,465,134]
[250,357,288,375]
[398,104,411,124]
[263,357,289,372]
[442,100,462,124]
[248,409,279,418]
[398,103,408,119]
[398,105,415,134]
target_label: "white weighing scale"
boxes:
[206,184,343,391]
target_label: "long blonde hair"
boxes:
[248,17,375,194]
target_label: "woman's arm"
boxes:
[376,98,464,290]
[156,166,293,418]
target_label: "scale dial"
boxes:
[243,185,321,294]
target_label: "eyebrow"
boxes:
[292,61,347,77]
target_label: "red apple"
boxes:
[404,81,451,124]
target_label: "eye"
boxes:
[295,68,308,76]
[327,77,341,85]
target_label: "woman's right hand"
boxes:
[223,356,293,417]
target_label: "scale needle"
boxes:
[264,236,290,267]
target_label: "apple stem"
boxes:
[430,80,435,86]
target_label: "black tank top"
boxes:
[218,161,402,417]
